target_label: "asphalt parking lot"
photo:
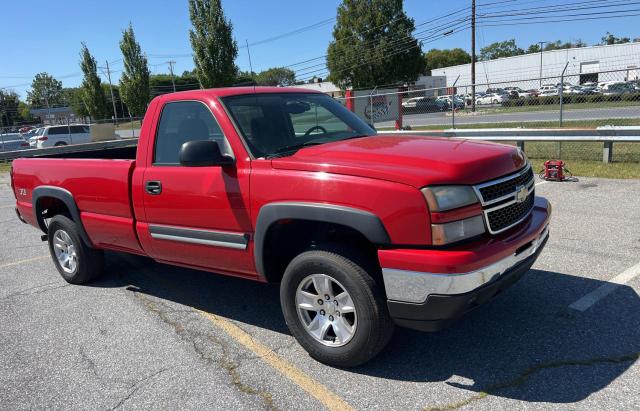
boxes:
[0,171,639,410]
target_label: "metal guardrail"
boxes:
[0,138,138,161]
[381,127,640,163]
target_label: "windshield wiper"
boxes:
[266,140,327,158]
[265,135,370,159]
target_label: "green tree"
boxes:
[18,101,32,121]
[423,48,471,74]
[26,72,63,107]
[188,0,238,88]
[62,87,90,118]
[149,72,201,96]
[327,0,425,89]
[234,70,257,85]
[0,90,21,126]
[526,39,587,54]
[479,39,524,61]
[79,43,109,119]
[600,32,631,45]
[255,67,296,86]
[119,24,151,116]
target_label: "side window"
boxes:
[49,126,69,135]
[70,125,84,134]
[153,101,230,165]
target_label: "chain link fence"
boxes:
[339,67,640,163]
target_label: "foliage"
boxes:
[526,39,587,54]
[0,90,21,126]
[327,0,425,89]
[119,24,151,116]
[149,72,200,96]
[423,48,471,74]
[188,0,238,88]
[79,42,110,119]
[600,32,631,45]
[18,101,32,121]
[235,70,257,85]
[255,67,296,86]
[62,87,89,118]
[479,39,524,61]
[26,72,64,107]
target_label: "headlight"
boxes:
[431,215,485,245]
[421,186,479,212]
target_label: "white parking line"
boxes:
[569,261,640,312]
[535,180,547,187]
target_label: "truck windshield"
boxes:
[221,93,376,158]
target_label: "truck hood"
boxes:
[270,135,527,187]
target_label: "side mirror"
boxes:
[179,140,234,167]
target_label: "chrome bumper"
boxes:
[382,224,550,304]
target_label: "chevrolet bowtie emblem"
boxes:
[515,185,528,203]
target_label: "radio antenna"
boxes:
[245,39,256,92]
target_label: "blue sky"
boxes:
[1,0,637,98]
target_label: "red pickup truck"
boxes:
[11,87,550,366]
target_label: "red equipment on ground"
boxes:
[539,160,576,182]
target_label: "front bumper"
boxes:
[380,196,551,331]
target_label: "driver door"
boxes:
[141,100,255,276]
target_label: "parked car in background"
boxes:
[538,84,560,94]
[21,128,39,140]
[464,92,485,106]
[476,93,507,105]
[601,82,635,96]
[0,133,30,151]
[504,87,531,99]
[33,124,91,149]
[402,97,448,112]
[436,95,465,109]
[538,89,559,97]
[29,128,44,148]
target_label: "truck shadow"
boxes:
[96,253,639,405]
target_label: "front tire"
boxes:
[48,215,104,284]
[280,249,394,367]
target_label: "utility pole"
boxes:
[538,41,547,88]
[471,0,476,112]
[104,60,118,122]
[167,60,176,93]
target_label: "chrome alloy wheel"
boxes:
[295,274,357,347]
[53,229,78,274]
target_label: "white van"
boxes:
[34,125,91,148]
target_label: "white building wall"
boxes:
[431,42,640,91]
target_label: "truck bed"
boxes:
[12,157,142,254]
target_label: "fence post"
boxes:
[603,141,613,163]
[559,61,569,127]
[516,140,525,152]
[451,75,460,129]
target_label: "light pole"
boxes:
[538,41,547,88]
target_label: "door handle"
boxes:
[145,181,162,195]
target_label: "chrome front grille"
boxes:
[474,164,535,234]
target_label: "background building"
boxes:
[432,42,640,91]
[30,107,84,125]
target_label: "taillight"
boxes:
[38,136,48,141]
[20,142,29,147]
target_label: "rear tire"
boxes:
[47,215,104,284]
[280,249,394,367]
[54,142,67,146]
